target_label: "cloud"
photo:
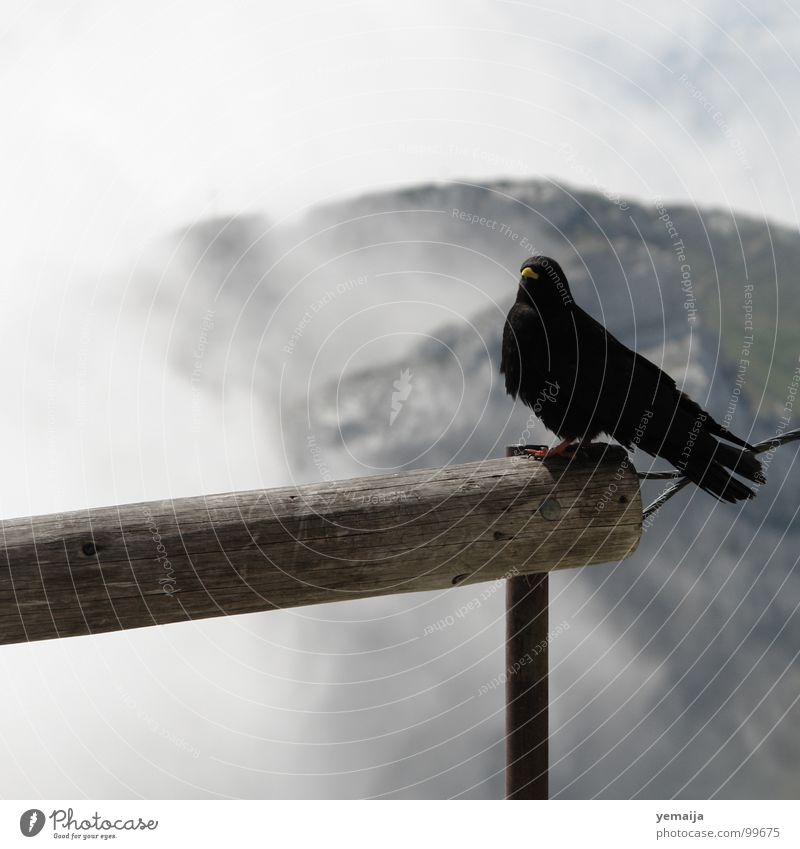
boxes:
[1,0,798,298]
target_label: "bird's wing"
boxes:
[570,306,675,398]
[568,307,750,450]
[562,306,679,442]
[501,301,549,405]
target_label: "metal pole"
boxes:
[505,445,549,800]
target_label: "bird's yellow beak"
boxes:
[521,267,539,279]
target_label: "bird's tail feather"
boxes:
[691,461,755,503]
[712,441,766,484]
[679,440,765,503]
[705,421,758,452]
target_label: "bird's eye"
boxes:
[521,267,539,279]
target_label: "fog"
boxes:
[1,0,799,799]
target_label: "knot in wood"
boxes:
[538,497,561,521]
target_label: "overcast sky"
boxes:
[2,0,798,287]
[1,1,799,802]
[1,0,797,515]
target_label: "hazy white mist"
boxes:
[1,0,798,799]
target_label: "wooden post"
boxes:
[506,570,548,799]
[0,448,641,646]
[503,443,638,799]
[505,445,550,800]
[504,441,549,798]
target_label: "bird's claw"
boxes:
[523,441,578,460]
[523,447,549,459]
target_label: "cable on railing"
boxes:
[639,427,800,520]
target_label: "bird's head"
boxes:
[518,256,573,308]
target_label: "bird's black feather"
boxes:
[500,256,764,503]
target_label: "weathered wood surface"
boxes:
[0,444,641,645]
[506,571,549,800]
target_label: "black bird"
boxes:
[500,256,765,502]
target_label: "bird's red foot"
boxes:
[545,439,578,458]
[524,439,578,460]
[523,447,549,459]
